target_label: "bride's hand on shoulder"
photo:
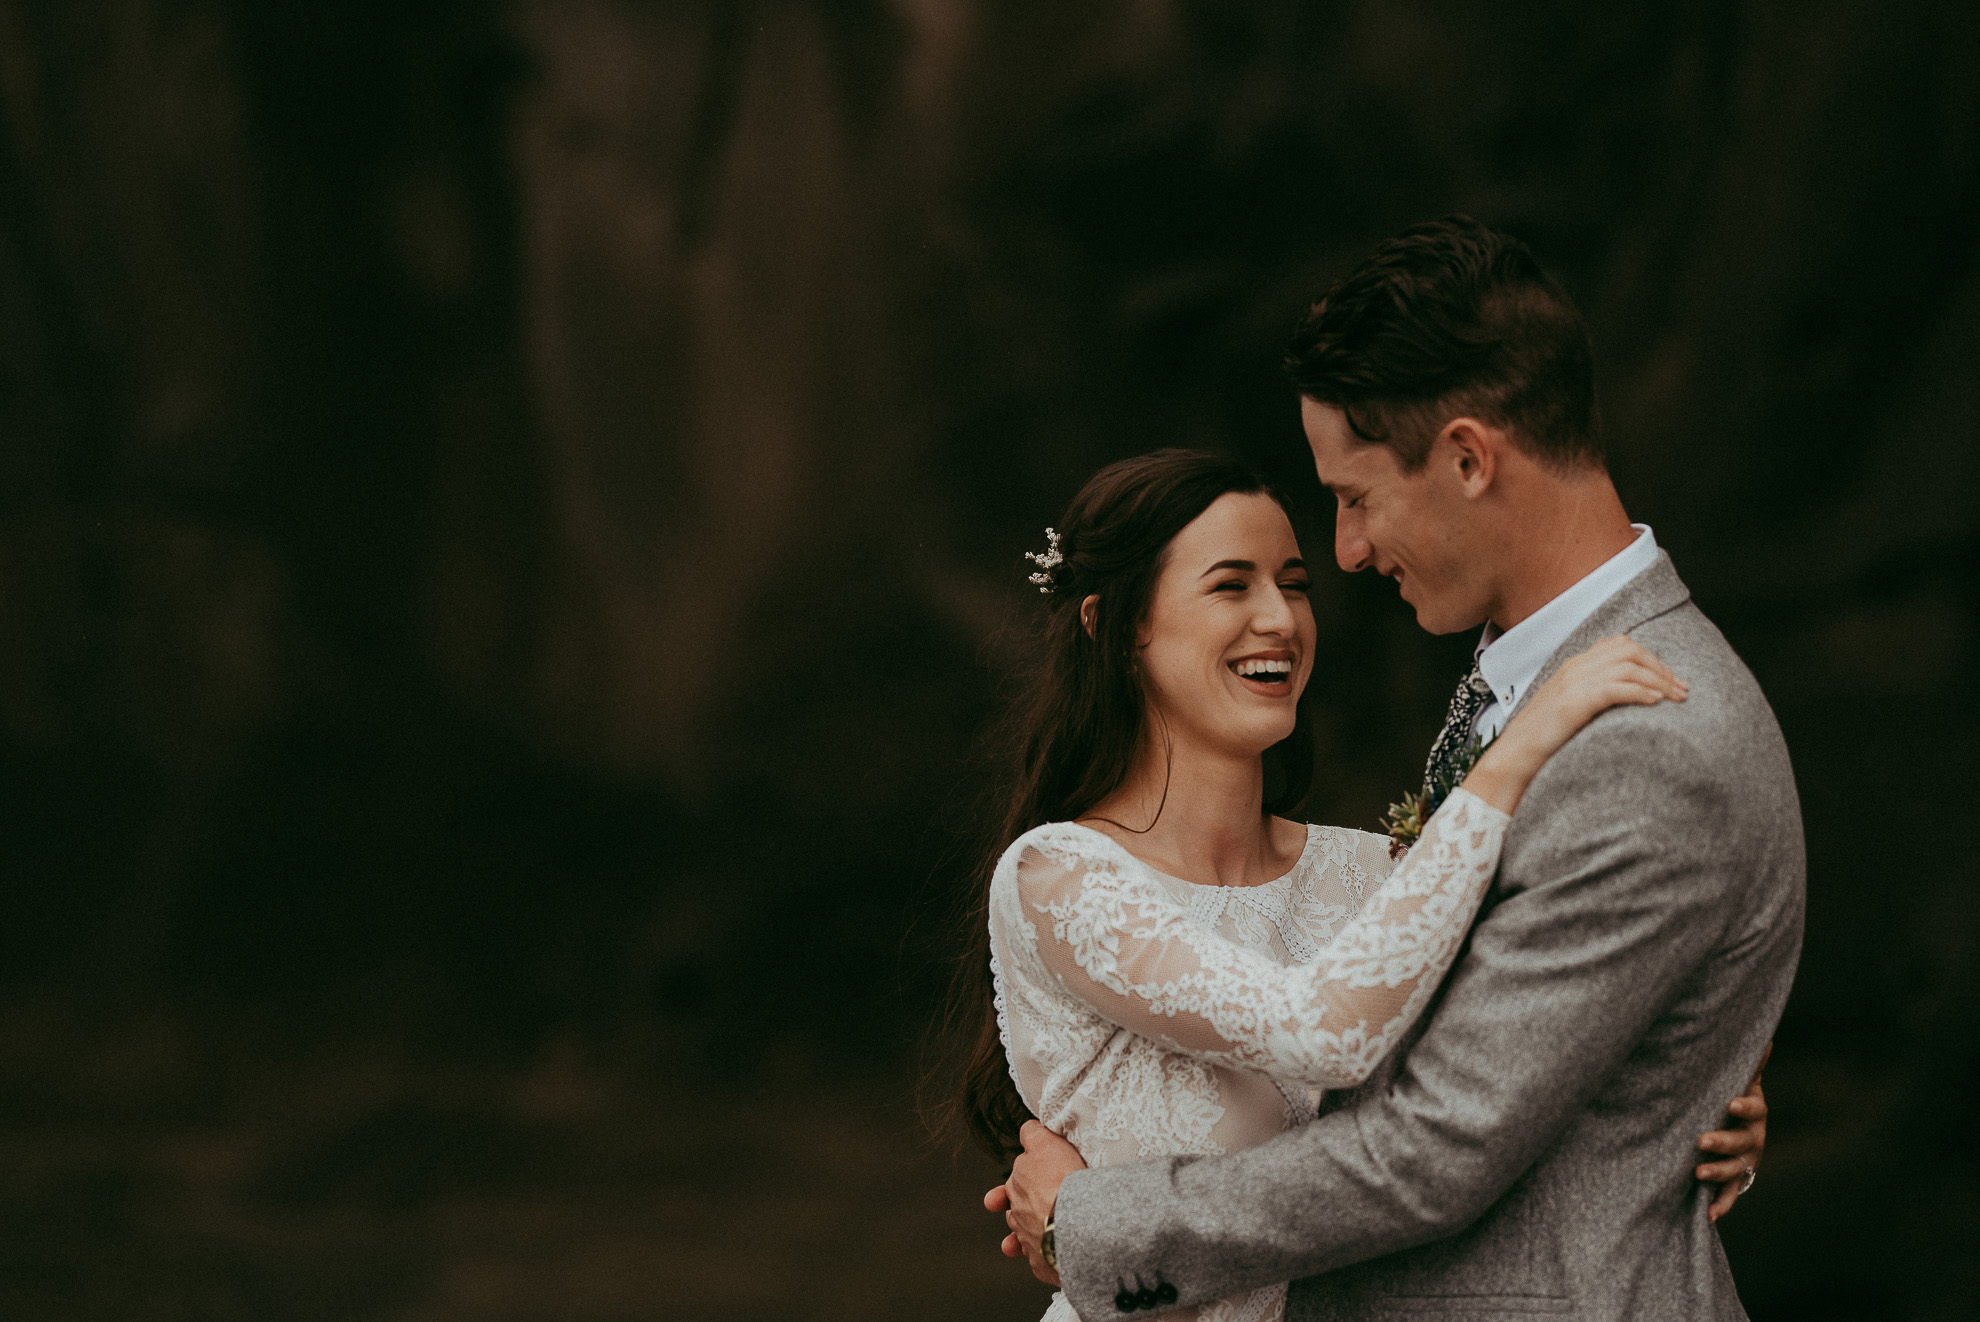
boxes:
[1464,636,1687,815]
[1496,634,1689,764]
[1697,1044,1771,1222]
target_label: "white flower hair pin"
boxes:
[1024,527,1063,593]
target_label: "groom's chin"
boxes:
[1409,600,1488,636]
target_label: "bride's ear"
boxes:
[1080,594,1100,639]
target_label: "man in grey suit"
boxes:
[995,216,1803,1320]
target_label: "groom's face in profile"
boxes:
[1302,396,1490,636]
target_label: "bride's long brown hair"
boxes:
[929,449,1314,1164]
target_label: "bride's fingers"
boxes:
[1612,679,1667,706]
[1698,1148,1756,1221]
[1601,636,1671,678]
[1695,1123,1759,1156]
[1696,1116,1759,1215]
[1595,636,1669,679]
[1635,660,1687,696]
[1725,1093,1767,1122]
[1696,1153,1754,1183]
[1581,638,1685,696]
[1706,1171,1746,1222]
[1632,646,1681,689]
[1611,657,1686,698]
[1002,1232,1023,1258]
[984,1184,1011,1213]
[1564,652,1682,700]
[1604,662,1685,704]
[1602,678,1673,709]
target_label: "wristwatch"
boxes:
[1041,1215,1058,1273]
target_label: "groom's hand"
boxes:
[984,1120,1087,1285]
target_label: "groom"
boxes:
[993,217,1804,1320]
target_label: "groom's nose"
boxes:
[1335,513,1372,573]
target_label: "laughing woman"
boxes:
[941,450,1766,1322]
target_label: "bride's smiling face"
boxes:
[1129,491,1315,758]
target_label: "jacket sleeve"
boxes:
[1018,789,1507,1088]
[1053,719,1747,1318]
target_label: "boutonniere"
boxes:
[1381,734,1492,859]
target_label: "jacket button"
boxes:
[1155,1282,1178,1304]
[1115,1290,1139,1313]
[1136,1287,1158,1309]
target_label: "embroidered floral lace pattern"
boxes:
[989,788,1508,1322]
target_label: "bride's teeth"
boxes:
[1234,659,1291,679]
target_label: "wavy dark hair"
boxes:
[1285,214,1602,471]
[929,449,1315,1164]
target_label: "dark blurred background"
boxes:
[1,1,1975,1318]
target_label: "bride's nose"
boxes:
[1250,583,1297,634]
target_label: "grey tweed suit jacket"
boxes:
[1053,552,1804,1322]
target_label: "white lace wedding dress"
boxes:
[988,788,1510,1322]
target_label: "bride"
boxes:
[945,450,1767,1322]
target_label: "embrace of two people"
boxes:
[945,217,1803,1321]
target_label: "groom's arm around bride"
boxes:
[1055,552,1801,1321]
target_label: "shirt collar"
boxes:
[1473,524,1659,709]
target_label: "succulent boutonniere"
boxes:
[1382,734,1492,859]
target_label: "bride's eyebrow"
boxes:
[1199,557,1307,578]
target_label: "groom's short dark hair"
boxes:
[1286,215,1602,471]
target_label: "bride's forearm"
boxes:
[1460,729,1551,816]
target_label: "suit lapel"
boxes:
[1505,550,1692,722]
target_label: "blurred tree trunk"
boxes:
[498,0,892,786]
[0,0,282,982]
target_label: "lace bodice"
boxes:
[987,789,1509,1322]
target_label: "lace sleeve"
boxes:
[1017,788,1509,1089]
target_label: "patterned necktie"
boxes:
[1423,657,1497,802]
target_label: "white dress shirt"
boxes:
[1470,524,1659,743]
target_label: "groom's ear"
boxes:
[1441,416,1501,499]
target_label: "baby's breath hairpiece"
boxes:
[1024,527,1063,594]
